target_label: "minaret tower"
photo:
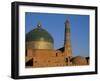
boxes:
[64,18,72,65]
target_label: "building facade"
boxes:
[25,18,89,68]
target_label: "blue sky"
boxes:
[25,12,89,57]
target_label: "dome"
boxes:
[26,23,54,49]
[72,56,87,65]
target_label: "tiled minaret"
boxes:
[64,18,72,65]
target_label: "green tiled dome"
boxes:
[26,23,54,43]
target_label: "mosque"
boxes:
[25,18,89,68]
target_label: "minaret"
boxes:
[64,18,72,65]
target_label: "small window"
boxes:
[56,53,58,56]
[35,61,37,63]
[66,58,68,62]
[48,60,50,62]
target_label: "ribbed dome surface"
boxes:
[26,26,54,43]
[26,23,54,49]
[72,56,87,65]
